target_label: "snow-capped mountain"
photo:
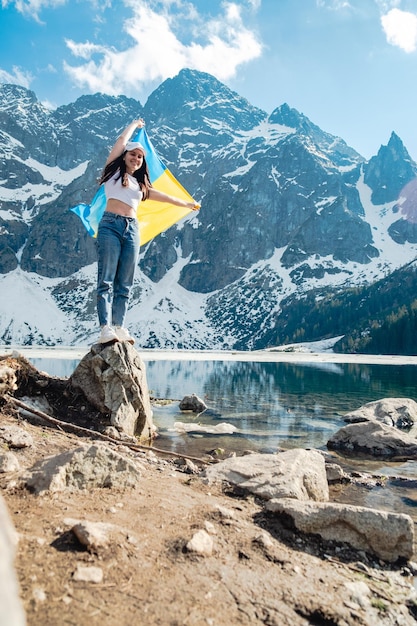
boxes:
[1,69,417,349]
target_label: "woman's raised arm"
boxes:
[105,118,145,166]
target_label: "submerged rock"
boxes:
[328,421,417,459]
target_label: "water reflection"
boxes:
[32,357,417,456]
[28,355,417,523]
[145,359,417,454]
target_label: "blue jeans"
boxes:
[96,212,140,327]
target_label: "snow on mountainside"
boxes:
[1,69,417,349]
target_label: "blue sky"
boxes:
[1,0,417,161]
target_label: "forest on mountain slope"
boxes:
[261,261,417,355]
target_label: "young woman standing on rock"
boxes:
[96,119,199,345]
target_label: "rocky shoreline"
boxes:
[1,348,417,625]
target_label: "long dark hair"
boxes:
[99,152,152,200]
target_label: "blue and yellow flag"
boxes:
[70,128,197,245]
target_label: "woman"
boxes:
[96,118,199,345]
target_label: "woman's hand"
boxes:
[188,202,200,211]
[106,118,146,165]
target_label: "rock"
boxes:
[0,364,17,396]
[203,449,329,501]
[63,517,136,553]
[69,342,154,439]
[72,564,103,583]
[327,421,417,458]
[344,581,371,609]
[0,424,33,448]
[0,451,20,473]
[174,421,237,435]
[186,530,214,556]
[70,520,112,551]
[179,394,207,413]
[173,457,200,474]
[102,426,122,439]
[253,532,274,549]
[0,495,26,626]
[265,498,414,563]
[25,443,141,494]
[325,462,350,483]
[343,398,417,431]
[204,521,216,534]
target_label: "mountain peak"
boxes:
[269,102,363,165]
[144,68,265,130]
[386,131,409,157]
[269,103,308,129]
[364,132,417,204]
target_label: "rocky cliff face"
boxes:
[1,69,417,348]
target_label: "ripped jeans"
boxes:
[96,212,140,328]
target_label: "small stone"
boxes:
[32,587,46,602]
[186,530,214,557]
[0,452,20,473]
[72,564,103,583]
[0,425,33,448]
[179,394,207,413]
[214,505,236,520]
[71,521,111,551]
[102,426,121,440]
[204,521,217,534]
[253,533,274,549]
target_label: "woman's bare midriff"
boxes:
[105,198,137,218]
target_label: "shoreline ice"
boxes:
[1,343,417,366]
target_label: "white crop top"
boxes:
[104,173,143,211]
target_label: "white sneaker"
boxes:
[98,325,119,344]
[114,326,135,345]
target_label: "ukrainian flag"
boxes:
[70,127,197,245]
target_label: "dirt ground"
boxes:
[1,355,417,626]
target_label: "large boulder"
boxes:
[343,398,417,433]
[25,443,142,495]
[266,498,414,563]
[203,449,329,501]
[327,421,417,459]
[70,342,154,439]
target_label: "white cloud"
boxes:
[63,1,263,97]
[0,65,33,88]
[375,0,401,12]
[381,8,417,53]
[316,0,353,9]
[1,0,66,22]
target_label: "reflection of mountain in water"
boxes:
[31,357,417,451]
[147,359,417,448]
